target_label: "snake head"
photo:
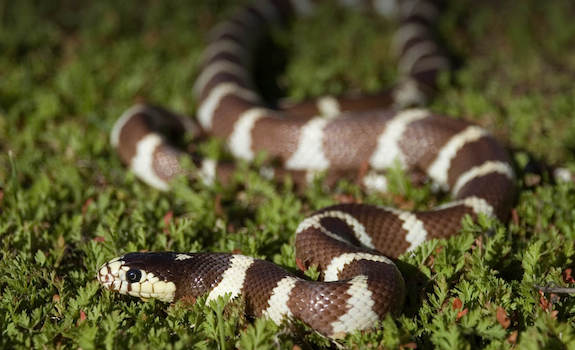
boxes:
[97,253,179,302]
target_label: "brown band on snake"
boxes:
[102,0,517,338]
[242,259,293,317]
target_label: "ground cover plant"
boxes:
[1,0,575,348]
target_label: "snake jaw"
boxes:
[97,256,177,303]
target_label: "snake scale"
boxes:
[97,0,517,337]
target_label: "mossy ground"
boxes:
[1,0,575,349]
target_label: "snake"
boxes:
[97,0,517,338]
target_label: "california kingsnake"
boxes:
[97,0,517,338]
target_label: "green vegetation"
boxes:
[1,0,575,348]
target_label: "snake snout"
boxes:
[96,255,177,302]
[97,257,126,291]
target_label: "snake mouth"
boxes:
[97,256,177,302]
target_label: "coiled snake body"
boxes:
[97,0,516,337]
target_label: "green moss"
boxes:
[1,0,575,348]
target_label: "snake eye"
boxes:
[126,269,142,283]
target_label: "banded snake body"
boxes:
[97,0,518,337]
